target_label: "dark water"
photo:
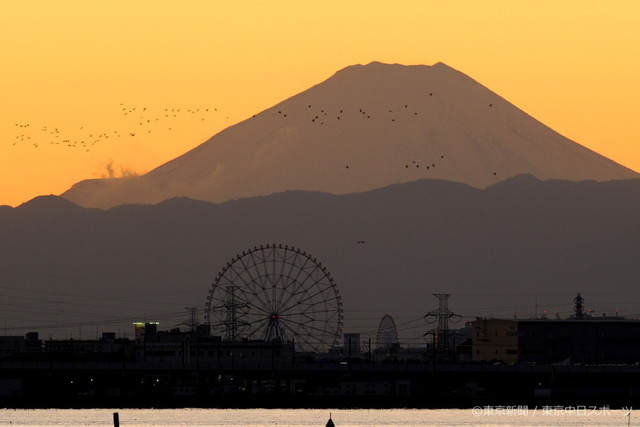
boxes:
[0,407,634,426]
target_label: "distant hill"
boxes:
[61,62,638,209]
[4,176,640,343]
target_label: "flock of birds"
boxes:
[263,92,499,178]
[10,104,224,152]
[271,101,424,126]
[268,99,448,172]
[10,92,500,180]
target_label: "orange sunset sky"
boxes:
[1,1,639,207]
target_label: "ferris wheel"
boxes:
[376,314,399,350]
[205,244,344,353]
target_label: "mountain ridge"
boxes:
[5,175,640,340]
[61,62,638,209]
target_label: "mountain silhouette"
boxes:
[61,62,638,209]
[4,176,640,341]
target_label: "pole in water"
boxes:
[326,413,335,427]
[113,412,120,427]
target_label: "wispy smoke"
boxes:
[96,160,139,179]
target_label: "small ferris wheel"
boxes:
[376,314,399,350]
[205,244,344,353]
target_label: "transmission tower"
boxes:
[424,294,460,352]
[222,286,250,341]
[224,286,240,341]
[180,307,199,333]
[574,293,584,319]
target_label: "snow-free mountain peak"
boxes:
[62,62,638,208]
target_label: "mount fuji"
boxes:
[61,62,638,208]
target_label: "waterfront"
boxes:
[0,408,635,427]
